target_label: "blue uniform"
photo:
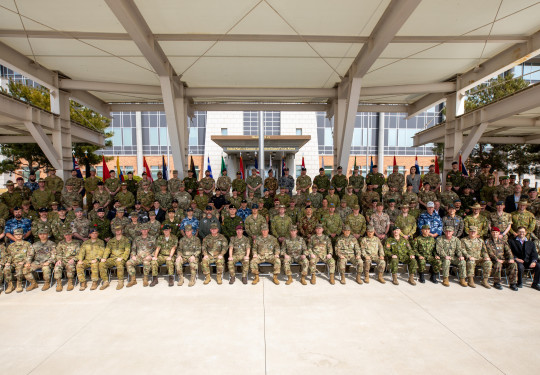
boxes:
[4,217,32,242]
[237,207,252,222]
[418,211,443,236]
[180,217,199,235]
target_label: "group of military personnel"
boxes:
[0,161,539,295]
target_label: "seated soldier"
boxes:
[150,224,178,287]
[250,224,281,285]
[99,225,131,290]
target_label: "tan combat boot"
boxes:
[116,280,124,290]
[252,274,260,285]
[26,279,38,292]
[285,275,293,285]
[79,281,87,291]
[459,278,468,287]
[126,277,137,288]
[67,278,74,291]
[392,274,399,285]
[300,275,307,285]
[310,273,316,285]
[42,280,51,291]
[329,273,335,285]
[377,272,386,284]
[481,278,491,289]
[5,282,14,294]
[90,281,99,290]
[272,274,280,285]
[468,276,476,288]
[356,273,363,285]
[216,274,223,285]
[364,271,370,284]
[56,280,63,292]
[442,277,450,287]
[177,275,184,286]
[100,281,110,290]
[188,274,196,287]
[143,275,149,287]
[203,274,211,285]
[16,280,24,293]
[341,273,347,285]
[229,275,235,285]
[408,274,416,286]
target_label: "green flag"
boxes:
[354,156,357,169]
[221,156,226,174]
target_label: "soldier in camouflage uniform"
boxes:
[174,184,193,211]
[116,183,135,210]
[418,183,438,209]
[362,183,380,211]
[371,203,390,241]
[155,183,173,210]
[231,172,247,198]
[45,168,64,203]
[137,183,155,211]
[32,208,53,239]
[92,208,112,242]
[222,206,244,239]
[385,227,417,285]
[244,204,266,240]
[181,170,198,198]
[411,225,438,284]
[199,170,215,197]
[313,168,330,195]
[264,170,279,196]
[394,205,416,240]
[341,185,359,208]
[278,168,295,197]
[385,199,400,225]
[349,166,364,202]
[307,186,323,210]
[480,176,496,208]
[322,205,343,245]
[272,205,293,244]
[175,224,201,287]
[296,167,312,195]
[194,189,209,211]
[493,176,513,204]
[76,228,105,291]
[84,168,99,209]
[337,200,352,223]
[152,171,168,194]
[366,165,385,199]
[150,225,178,287]
[511,200,536,236]
[435,226,467,287]
[3,228,37,293]
[285,200,300,225]
[216,169,232,195]
[168,170,182,194]
[104,170,121,199]
[307,224,336,284]
[29,228,56,291]
[298,206,318,240]
[70,208,89,242]
[126,225,155,288]
[61,183,82,211]
[345,205,366,240]
[464,203,489,238]
[53,229,81,292]
[276,188,291,207]
[21,200,37,222]
[387,166,405,192]
[439,182,459,210]
[227,225,251,284]
[1,181,21,211]
[446,162,465,192]
[201,223,228,284]
[360,225,386,283]
[331,166,348,199]
[98,225,131,290]
[383,186,402,208]
[485,227,518,290]
[145,211,161,239]
[489,201,512,238]
[110,208,130,234]
[402,184,418,205]
[281,225,309,285]
[336,225,365,284]
[161,209,181,237]
[31,179,54,210]
[250,224,281,285]
[442,205,464,238]
[325,186,340,208]
[460,226,492,288]
[93,182,111,209]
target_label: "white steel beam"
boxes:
[406,93,446,119]
[362,82,455,96]
[59,79,162,95]
[0,135,35,143]
[413,124,445,146]
[185,87,335,98]
[23,121,62,170]
[337,77,362,168]
[69,90,111,118]
[459,123,489,161]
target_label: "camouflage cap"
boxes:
[347,185,353,190]
[470,203,482,209]
[129,211,138,217]
[74,207,82,213]
[162,224,172,231]
[113,225,123,231]
[210,223,219,229]
[63,228,73,236]
[38,228,49,235]
[446,181,453,187]
[343,224,351,231]
[51,201,59,206]
[469,226,478,232]
[289,225,298,231]
[13,228,24,235]
[366,225,375,232]
[421,224,430,230]
[184,224,192,231]
[315,223,324,229]
[38,178,46,182]
[140,223,150,230]
[353,204,360,210]
[148,211,156,216]
[354,165,359,170]
[261,224,269,231]
[444,226,455,232]
[22,200,30,205]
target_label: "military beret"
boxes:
[88,227,98,233]
[353,204,360,210]
[241,199,247,203]
[391,225,400,231]
[301,167,306,171]
[22,200,30,205]
[186,207,193,212]
[12,206,21,211]
[343,225,351,231]
[171,199,179,204]
[329,203,335,207]
[229,205,237,210]
[172,170,178,173]
[148,211,156,216]
[319,168,324,171]
[510,175,516,179]
[421,224,431,230]
[97,208,105,213]
[13,228,24,235]
[204,205,212,211]
[366,225,375,232]
[135,201,141,205]
[39,207,48,213]
[372,165,378,168]
[347,185,353,189]
[447,204,455,210]
[162,224,172,230]
[329,186,335,190]
[354,166,359,170]
[315,223,324,229]
[252,203,259,209]
[469,226,478,232]
[97,181,104,186]
[263,188,268,192]
[210,223,219,229]
[121,182,127,186]
[184,224,192,231]
[58,206,67,211]
[491,226,500,232]
[235,225,243,230]
[500,176,509,180]
[371,199,378,203]
[16,176,23,181]
[453,199,461,203]
[388,198,395,203]
[274,198,280,202]
[284,168,289,171]
[451,162,458,165]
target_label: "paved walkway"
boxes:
[1,273,539,375]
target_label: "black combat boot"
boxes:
[418,272,425,284]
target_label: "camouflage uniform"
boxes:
[307,234,335,275]
[176,234,201,277]
[216,175,232,193]
[485,237,518,284]
[168,177,183,194]
[298,214,319,240]
[322,213,343,240]
[161,218,181,237]
[264,177,279,194]
[349,174,365,200]
[385,236,417,274]
[152,178,168,194]
[28,239,55,281]
[231,178,247,197]
[331,174,348,198]
[147,219,161,239]
[281,236,308,276]
[440,190,459,208]
[137,190,155,209]
[51,218,73,243]
[250,234,281,275]
[423,172,441,190]
[435,236,465,278]
[480,185,496,206]
[93,189,110,208]
[511,210,536,235]
[495,185,514,203]
[54,239,81,281]
[244,214,266,238]
[366,172,385,198]
[116,191,135,209]
[387,172,405,191]
[126,236,156,277]
[345,213,367,237]
[341,193,359,209]
[442,215,464,238]
[105,177,121,196]
[325,193,340,208]
[151,234,178,276]
[402,191,418,205]
[201,234,228,275]
[394,215,417,238]
[110,217,130,233]
[337,206,352,223]
[174,191,193,210]
[285,206,300,225]
[385,207,400,225]
[2,190,22,210]
[278,175,295,195]
[411,236,438,273]
[32,218,54,238]
[446,171,465,190]
[222,216,244,239]
[72,217,90,239]
[99,236,131,281]
[461,237,492,277]
[228,235,251,278]
[360,236,386,273]
[418,190,437,206]
[155,191,173,210]
[31,189,54,210]
[199,177,215,196]
[313,175,330,193]
[370,212,390,238]
[272,215,293,239]
[277,193,291,207]
[307,191,323,209]
[62,190,82,210]
[194,194,209,211]
[76,239,105,283]
[45,175,64,201]
[362,191,380,210]
[335,234,364,275]
[296,175,312,194]
[464,215,489,237]
[92,217,112,241]
[489,212,512,236]
[84,176,100,208]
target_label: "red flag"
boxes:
[102,155,110,181]
[458,154,462,172]
[301,156,305,168]
[143,156,153,182]
[393,156,397,167]
[239,155,245,180]
[434,156,440,174]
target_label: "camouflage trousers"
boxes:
[466,259,492,278]
[126,255,152,276]
[201,255,225,275]
[250,254,281,275]
[338,254,364,275]
[151,255,175,276]
[417,256,438,273]
[76,260,99,282]
[228,254,249,277]
[363,256,386,274]
[0,264,3,283]
[492,260,518,284]
[283,254,308,276]
[175,255,198,276]
[308,254,336,275]
[28,261,52,281]
[99,258,126,280]
[447,258,466,278]
[54,260,77,280]
[388,256,418,275]
[3,263,33,282]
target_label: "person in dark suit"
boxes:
[505,184,523,213]
[152,200,167,223]
[508,226,540,290]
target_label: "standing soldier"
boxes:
[92,208,112,242]
[3,228,36,293]
[276,188,291,207]
[435,226,467,287]
[439,182,459,210]
[307,186,323,209]
[222,206,244,239]
[201,223,228,285]
[93,182,111,209]
[45,168,64,202]
[387,165,405,193]
[384,226,417,286]
[485,227,518,291]
[366,165,385,199]
[335,225,364,285]
[307,224,336,285]
[331,166,348,199]
[342,185,359,208]
[442,204,465,238]
[322,204,343,244]
[464,203,489,238]
[250,224,281,285]
[264,169,279,196]
[272,205,293,244]
[493,176,513,203]
[30,228,56,291]
[394,204,417,240]
[116,182,135,210]
[72,208,90,242]
[313,167,330,196]
[362,183,380,210]
[105,170,121,199]
[194,188,209,211]
[62,183,82,211]
[281,225,309,285]
[31,179,54,210]
[76,228,105,291]
[278,167,295,197]
[183,169,199,199]
[53,229,80,292]
[151,171,167,194]
[296,167,312,195]
[360,225,386,283]
[446,162,465,192]
[126,224,155,288]
[244,204,266,241]
[418,183,437,210]
[325,186,340,208]
[2,181,22,210]
[411,225,438,284]
[14,176,32,201]
[150,225,178,287]
[200,170,215,197]
[510,200,536,236]
[232,172,247,198]
[175,224,201,287]
[99,225,131,290]
[423,165,441,192]
[371,203,390,241]
[137,182,155,212]
[227,225,251,284]
[298,206,318,241]
[174,183,193,210]
[216,169,232,195]
[84,167,100,209]
[460,226,492,288]
[489,201,512,238]
[155,183,173,210]
[168,170,183,194]
[349,166,365,202]
[345,205,366,241]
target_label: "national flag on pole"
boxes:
[354,156,357,170]
[221,156,226,174]
[414,155,420,174]
[143,156,153,182]
[116,156,124,182]
[301,156,305,169]
[282,157,286,175]
[84,155,91,178]
[102,155,110,181]
[72,156,82,178]
[458,154,462,173]
[434,155,440,174]
[190,156,197,180]
[239,155,245,180]
[370,156,373,173]
[460,155,469,176]
[162,155,168,180]
[393,155,397,167]
[207,156,213,178]
[254,157,260,176]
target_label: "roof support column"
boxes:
[442,93,466,186]
[334,77,362,170]
[49,89,72,180]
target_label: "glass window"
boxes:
[352,128,362,146]
[149,128,159,146]
[189,127,198,146]
[96,166,103,178]
[150,166,160,180]
[296,165,302,178]
[122,128,133,146]
[159,127,168,146]
[324,166,332,178]
[221,128,228,135]
[387,129,397,147]
[296,128,302,135]
[123,166,134,174]
[324,128,333,146]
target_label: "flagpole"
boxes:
[258,110,264,195]
[167,126,171,175]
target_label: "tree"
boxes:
[0,81,112,174]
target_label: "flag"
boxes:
[282,157,286,175]
[301,156,305,169]
[221,156,226,174]
[370,156,373,173]
[190,156,197,180]
[239,155,245,180]
[116,156,124,182]
[207,156,213,178]
[414,155,420,174]
[102,155,110,181]
[354,156,357,170]
[84,155,91,178]
[254,157,260,176]
[143,156,153,182]
[458,154,462,173]
[393,156,397,167]
[162,155,168,180]
[72,156,82,178]
[434,155,440,174]
[462,163,469,176]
